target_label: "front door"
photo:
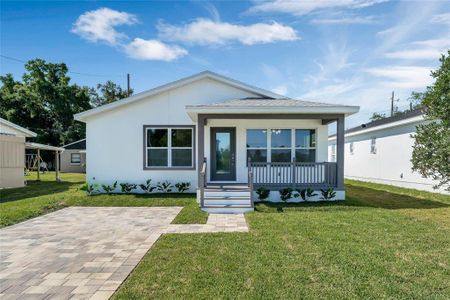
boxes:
[211,127,236,181]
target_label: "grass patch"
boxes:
[114,180,450,299]
[0,172,206,227]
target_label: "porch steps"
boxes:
[201,185,254,214]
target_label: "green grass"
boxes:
[0,172,207,227]
[114,180,450,299]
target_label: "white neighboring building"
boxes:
[75,71,359,212]
[328,109,448,194]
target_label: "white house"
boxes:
[328,109,448,194]
[75,71,359,212]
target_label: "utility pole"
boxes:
[390,91,394,117]
[127,73,131,96]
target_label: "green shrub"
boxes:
[175,182,191,193]
[139,179,156,193]
[157,181,173,193]
[120,183,137,193]
[279,188,293,202]
[296,188,318,201]
[256,187,270,201]
[320,187,336,200]
[102,181,118,194]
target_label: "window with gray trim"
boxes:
[145,126,194,168]
[246,128,316,163]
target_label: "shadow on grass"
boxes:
[0,180,84,203]
[255,184,449,213]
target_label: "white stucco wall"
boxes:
[328,121,448,194]
[85,78,259,192]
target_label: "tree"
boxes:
[0,59,93,146]
[408,91,424,110]
[93,80,132,107]
[369,112,387,121]
[411,50,450,191]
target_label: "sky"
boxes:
[1,0,450,128]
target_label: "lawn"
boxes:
[1,173,449,298]
[0,172,207,227]
[115,180,450,299]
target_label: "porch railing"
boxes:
[249,161,337,189]
[199,157,207,207]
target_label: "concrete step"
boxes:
[204,191,251,197]
[204,198,251,206]
[202,205,254,214]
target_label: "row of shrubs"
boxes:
[82,179,191,195]
[255,187,336,201]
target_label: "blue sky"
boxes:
[1,1,449,127]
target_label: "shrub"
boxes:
[102,181,118,194]
[157,181,173,193]
[139,179,156,193]
[175,182,191,193]
[297,188,318,201]
[256,187,270,201]
[120,183,137,193]
[279,188,293,202]
[81,178,99,195]
[320,187,336,200]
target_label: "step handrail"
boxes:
[199,157,207,207]
[247,157,254,208]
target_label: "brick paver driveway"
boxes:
[0,207,182,299]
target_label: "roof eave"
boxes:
[186,105,360,121]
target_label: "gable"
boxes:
[75,71,283,123]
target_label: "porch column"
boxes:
[197,114,206,186]
[336,115,345,189]
[55,150,60,182]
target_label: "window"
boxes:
[271,129,291,162]
[144,126,194,168]
[246,128,317,163]
[370,138,376,154]
[295,129,316,162]
[349,142,354,155]
[246,129,267,163]
[331,145,336,162]
[71,153,81,164]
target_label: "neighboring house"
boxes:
[75,71,359,212]
[328,109,447,194]
[61,139,86,173]
[0,118,37,188]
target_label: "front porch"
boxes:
[190,111,348,213]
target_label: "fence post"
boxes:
[291,157,295,187]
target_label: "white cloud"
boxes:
[365,66,433,89]
[124,38,188,61]
[300,81,357,100]
[72,7,137,45]
[311,15,378,24]
[384,38,450,60]
[248,0,386,16]
[157,18,299,46]
[431,12,450,25]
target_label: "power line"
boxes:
[0,54,124,78]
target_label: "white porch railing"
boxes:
[249,161,337,188]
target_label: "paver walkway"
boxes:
[0,207,248,299]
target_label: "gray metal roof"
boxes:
[189,97,351,108]
[329,108,424,137]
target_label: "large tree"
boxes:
[411,51,450,191]
[0,59,131,146]
[0,59,93,146]
[93,80,132,107]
